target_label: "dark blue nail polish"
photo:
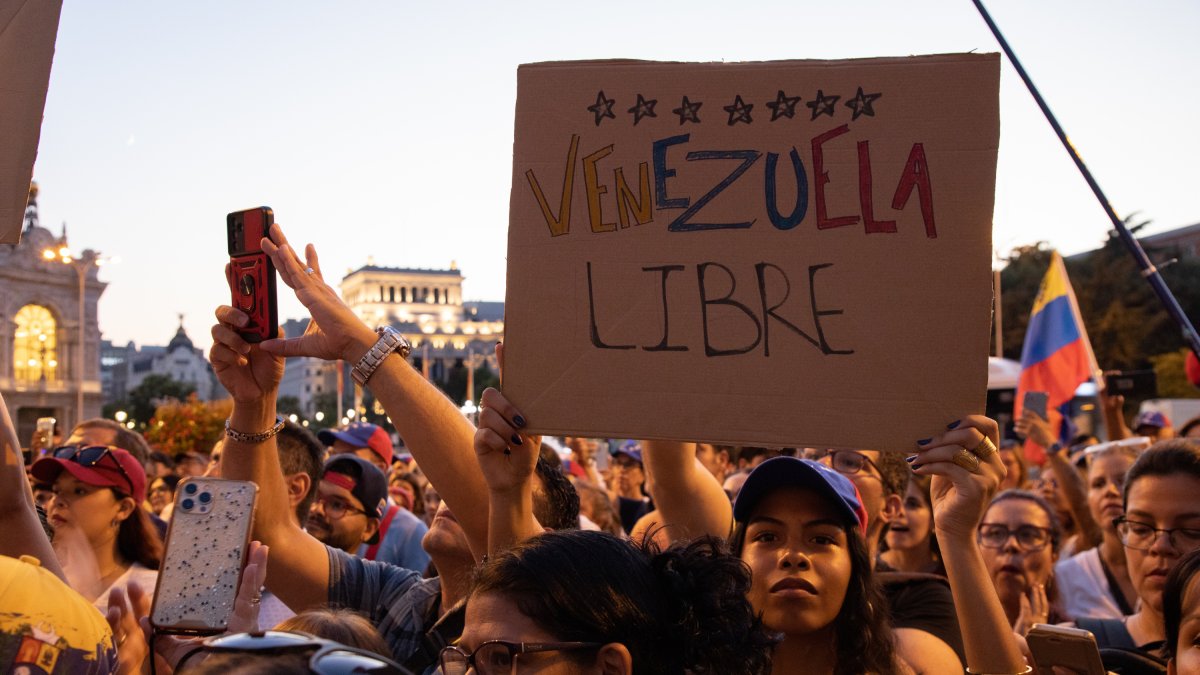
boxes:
[917,438,932,446]
[511,434,523,446]
[513,415,527,428]
[946,420,961,430]
[910,463,921,472]
[905,455,916,463]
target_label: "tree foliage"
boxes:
[124,374,196,425]
[144,394,232,456]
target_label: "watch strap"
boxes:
[352,327,412,386]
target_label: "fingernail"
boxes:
[905,455,917,463]
[910,463,921,472]
[946,420,961,430]
[513,415,526,428]
[917,438,932,446]
[511,433,522,446]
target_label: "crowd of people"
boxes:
[2,222,1200,674]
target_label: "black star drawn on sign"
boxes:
[587,90,616,126]
[845,87,882,120]
[723,94,753,125]
[765,89,801,121]
[806,89,840,120]
[627,93,658,125]
[672,96,703,125]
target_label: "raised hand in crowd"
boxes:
[473,387,543,555]
[104,542,270,674]
[1018,409,1101,552]
[256,223,489,558]
[0,389,63,579]
[912,416,1029,674]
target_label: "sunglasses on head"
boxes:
[50,445,135,496]
[175,631,410,674]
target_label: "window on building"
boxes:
[434,288,440,304]
[389,287,395,303]
[13,305,58,383]
[401,287,408,302]
[305,384,311,393]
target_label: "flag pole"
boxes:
[972,0,1200,358]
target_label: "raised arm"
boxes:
[210,305,330,611]
[258,225,489,558]
[474,388,543,555]
[1016,409,1101,549]
[913,416,1029,674]
[0,391,63,580]
[642,440,733,543]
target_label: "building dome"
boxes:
[167,325,194,353]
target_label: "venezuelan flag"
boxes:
[1015,252,1098,464]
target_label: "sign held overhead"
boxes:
[504,54,1000,451]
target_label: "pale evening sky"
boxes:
[28,0,1200,354]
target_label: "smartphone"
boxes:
[1023,391,1049,421]
[1104,369,1158,400]
[32,417,56,455]
[1027,624,1106,675]
[151,478,259,635]
[226,207,278,343]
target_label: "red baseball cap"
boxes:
[318,422,394,466]
[32,446,147,502]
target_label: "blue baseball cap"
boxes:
[318,422,394,466]
[612,440,643,464]
[733,456,868,536]
[1133,411,1171,430]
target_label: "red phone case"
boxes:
[226,207,278,343]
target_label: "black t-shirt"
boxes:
[875,563,966,665]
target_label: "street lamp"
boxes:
[43,245,110,428]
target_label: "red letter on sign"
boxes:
[812,124,859,231]
[857,140,897,234]
[891,143,936,239]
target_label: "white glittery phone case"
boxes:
[150,477,258,635]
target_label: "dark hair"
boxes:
[155,474,182,492]
[1180,416,1200,439]
[76,419,153,466]
[730,507,897,675]
[276,421,324,525]
[149,450,175,470]
[531,456,580,531]
[537,443,563,470]
[1165,548,1200,660]
[113,493,162,569]
[274,609,390,658]
[874,450,908,498]
[1123,439,1200,511]
[470,530,775,674]
[987,489,1063,552]
[183,651,312,674]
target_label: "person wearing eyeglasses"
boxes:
[305,455,387,556]
[1075,440,1200,668]
[976,490,1068,635]
[30,444,161,612]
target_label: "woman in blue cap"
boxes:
[644,416,1030,675]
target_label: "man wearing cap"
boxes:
[319,421,394,476]
[1133,410,1174,441]
[611,441,652,534]
[308,455,387,556]
[318,422,430,570]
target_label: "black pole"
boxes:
[972,0,1200,358]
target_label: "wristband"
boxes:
[966,667,1033,675]
[225,415,286,444]
[1047,442,1064,456]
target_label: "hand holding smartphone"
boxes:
[1023,391,1049,421]
[226,207,278,343]
[1026,624,1106,674]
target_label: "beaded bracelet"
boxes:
[224,415,286,444]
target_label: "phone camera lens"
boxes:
[199,492,212,504]
[185,483,198,495]
[181,498,195,510]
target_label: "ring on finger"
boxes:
[970,436,999,459]
[304,266,315,276]
[952,447,982,472]
[248,594,262,605]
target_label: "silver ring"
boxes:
[304,266,315,276]
[248,594,262,605]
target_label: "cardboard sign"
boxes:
[504,54,999,452]
[0,0,62,244]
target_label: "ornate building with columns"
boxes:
[0,187,105,441]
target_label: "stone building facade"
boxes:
[102,321,221,405]
[0,194,105,441]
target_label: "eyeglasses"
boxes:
[977,524,1054,551]
[311,494,368,520]
[825,450,882,479]
[175,630,409,674]
[50,445,135,496]
[439,640,602,675]
[1114,517,1200,552]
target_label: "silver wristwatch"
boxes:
[352,326,412,386]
